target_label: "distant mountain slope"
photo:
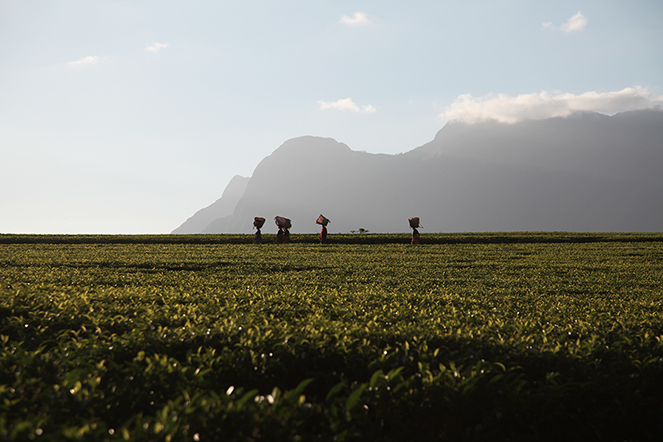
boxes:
[407,109,663,186]
[175,110,663,234]
[172,175,249,234]
[199,137,407,234]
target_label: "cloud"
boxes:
[69,56,99,66]
[340,12,371,26]
[561,11,587,32]
[318,98,376,114]
[543,11,587,32]
[145,42,169,52]
[440,87,663,124]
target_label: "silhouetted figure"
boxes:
[316,214,330,244]
[409,217,421,245]
[274,216,291,244]
[253,217,265,244]
[411,228,420,244]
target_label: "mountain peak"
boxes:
[175,109,663,234]
[271,136,351,157]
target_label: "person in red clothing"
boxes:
[320,224,327,244]
[317,214,330,244]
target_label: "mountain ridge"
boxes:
[172,175,249,234]
[173,110,663,234]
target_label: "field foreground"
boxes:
[1,233,663,441]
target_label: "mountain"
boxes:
[407,110,663,186]
[173,109,663,234]
[172,175,249,234]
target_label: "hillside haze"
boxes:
[174,110,663,234]
[172,175,249,234]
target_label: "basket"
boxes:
[274,216,292,229]
[316,214,330,226]
[253,217,266,229]
[408,217,420,229]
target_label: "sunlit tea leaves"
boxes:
[1,233,662,440]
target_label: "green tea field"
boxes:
[1,233,662,441]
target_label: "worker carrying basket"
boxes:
[316,214,330,244]
[274,216,292,243]
[408,217,421,244]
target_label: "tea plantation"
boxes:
[1,233,662,441]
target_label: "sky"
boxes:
[1,0,662,234]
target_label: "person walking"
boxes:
[320,224,327,244]
[253,217,265,244]
[409,217,421,244]
[317,214,330,244]
[411,227,420,244]
[274,216,291,244]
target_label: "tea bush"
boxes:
[1,233,662,441]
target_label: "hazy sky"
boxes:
[2,0,662,233]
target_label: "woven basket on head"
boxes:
[316,214,330,226]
